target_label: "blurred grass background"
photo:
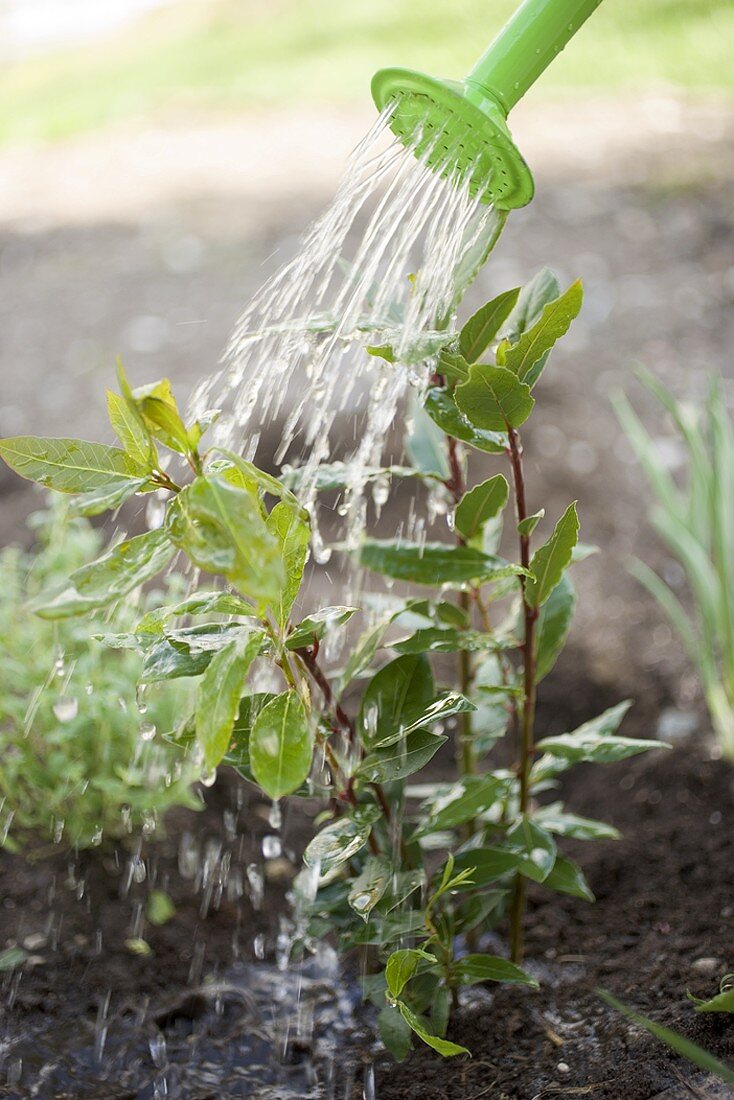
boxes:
[2,0,733,147]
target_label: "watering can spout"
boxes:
[372,0,604,210]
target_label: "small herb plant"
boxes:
[616,369,734,760]
[0,502,197,851]
[0,271,663,1060]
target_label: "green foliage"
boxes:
[0,504,196,850]
[0,271,663,1066]
[616,369,734,759]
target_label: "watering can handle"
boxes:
[466,0,604,115]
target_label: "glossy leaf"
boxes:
[69,476,151,517]
[455,475,509,540]
[359,653,434,748]
[455,364,534,432]
[195,633,261,769]
[459,287,521,363]
[303,808,379,880]
[0,436,148,494]
[502,267,561,345]
[544,855,594,902]
[423,387,506,454]
[106,389,156,469]
[361,539,526,587]
[378,1005,412,1062]
[386,949,436,999]
[504,280,583,386]
[451,847,523,887]
[506,816,557,883]
[453,954,537,988]
[167,476,284,605]
[250,691,313,800]
[535,803,619,841]
[286,606,358,650]
[372,691,476,749]
[132,378,191,455]
[535,701,667,766]
[406,401,450,479]
[358,729,447,783]
[267,501,310,626]
[690,982,734,1014]
[398,1003,469,1058]
[413,775,508,837]
[525,503,579,609]
[517,509,545,537]
[348,857,393,921]
[535,574,576,681]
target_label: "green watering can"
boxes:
[372,0,603,210]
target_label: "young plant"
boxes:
[615,369,734,759]
[0,274,664,1063]
[0,502,196,850]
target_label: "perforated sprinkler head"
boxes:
[372,0,604,210]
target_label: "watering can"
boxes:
[372,0,604,210]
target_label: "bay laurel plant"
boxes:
[616,368,734,760]
[0,273,662,1060]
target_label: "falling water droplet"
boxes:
[268,800,282,830]
[85,682,94,696]
[53,696,78,723]
[200,766,217,788]
[136,684,148,714]
[262,835,282,859]
[139,721,156,742]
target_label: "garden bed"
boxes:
[0,673,731,1099]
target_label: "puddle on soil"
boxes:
[0,952,373,1099]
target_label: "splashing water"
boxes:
[190,107,504,551]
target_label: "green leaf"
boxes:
[453,954,537,988]
[249,691,313,800]
[373,691,475,747]
[224,692,279,779]
[502,268,561,345]
[378,1005,412,1061]
[132,378,191,455]
[214,448,305,516]
[397,1003,469,1058]
[106,389,156,469]
[167,476,284,605]
[535,574,576,681]
[506,816,557,883]
[437,348,470,384]
[413,775,508,837]
[361,539,527,587]
[599,993,734,1085]
[517,509,545,537]
[267,501,310,626]
[460,287,521,363]
[424,387,506,454]
[367,344,395,363]
[286,606,358,650]
[690,983,734,1014]
[33,528,174,619]
[358,729,447,783]
[140,625,258,683]
[69,477,152,517]
[451,847,523,887]
[535,701,667,766]
[525,503,579,609]
[0,947,28,972]
[455,474,509,540]
[503,280,583,387]
[386,949,436,999]
[359,654,434,748]
[535,803,619,841]
[455,364,534,432]
[348,857,393,921]
[545,855,595,901]
[392,627,493,656]
[303,808,379,880]
[406,400,450,479]
[0,436,148,494]
[196,632,261,769]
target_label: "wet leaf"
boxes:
[250,691,313,801]
[106,389,156,469]
[286,606,358,650]
[69,477,152,517]
[535,573,576,681]
[357,729,447,783]
[406,401,450,479]
[196,633,261,769]
[535,803,619,841]
[424,387,506,454]
[373,691,475,748]
[304,808,379,881]
[455,365,534,432]
[0,436,149,494]
[386,949,437,999]
[459,287,521,363]
[267,502,310,626]
[398,1003,469,1057]
[358,654,434,749]
[348,856,393,921]
[132,378,191,455]
[506,816,557,883]
[453,954,537,988]
[455,474,509,540]
[525,503,579,609]
[544,855,595,901]
[412,775,508,838]
[361,539,527,587]
[535,701,667,767]
[501,268,561,344]
[504,280,583,387]
[378,1004,412,1061]
[450,847,523,887]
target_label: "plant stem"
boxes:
[507,427,538,965]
